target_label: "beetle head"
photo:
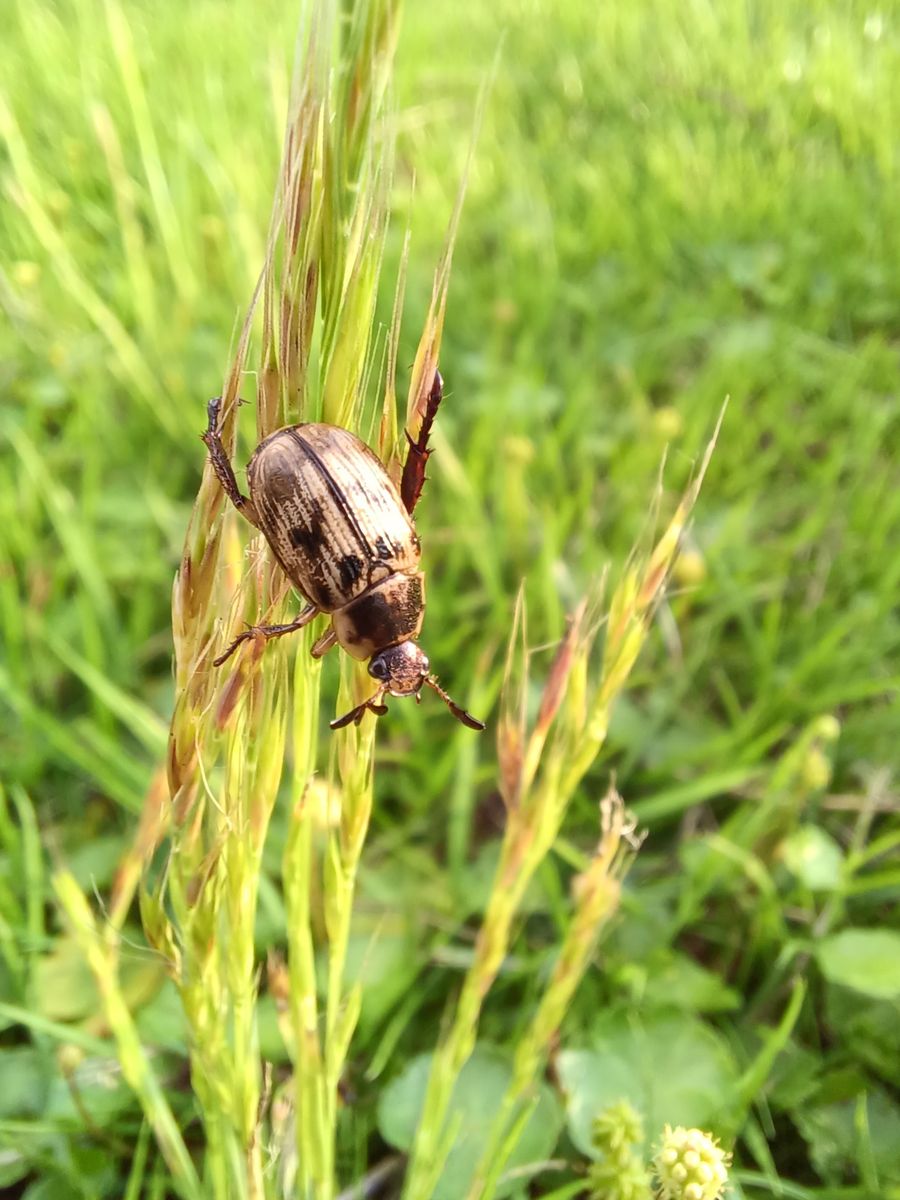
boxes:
[331,645,485,731]
[368,641,429,697]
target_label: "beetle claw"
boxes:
[213,636,246,667]
[330,690,389,730]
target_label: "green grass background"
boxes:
[2,0,900,1195]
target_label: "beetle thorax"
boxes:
[368,641,430,697]
[331,571,426,662]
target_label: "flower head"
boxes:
[653,1126,731,1200]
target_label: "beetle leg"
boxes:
[201,396,261,528]
[424,675,485,731]
[330,688,388,730]
[213,602,319,667]
[310,627,338,659]
[400,368,444,515]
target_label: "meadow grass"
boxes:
[1,0,900,1196]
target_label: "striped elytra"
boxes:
[247,424,421,612]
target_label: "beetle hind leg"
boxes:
[213,602,320,667]
[202,396,261,528]
[400,368,444,515]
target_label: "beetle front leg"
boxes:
[201,396,261,528]
[330,688,388,730]
[400,368,445,515]
[213,602,320,667]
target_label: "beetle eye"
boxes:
[369,658,388,681]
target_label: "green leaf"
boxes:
[255,994,290,1065]
[794,1087,900,1186]
[65,834,129,892]
[780,826,843,891]
[343,929,419,1033]
[134,980,188,1054]
[0,1047,51,1118]
[35,934,166,1024]
[641,952,741,1013]
[0,1148,30,1192]
[558,1012,740,1157]
[34,938,98,1023]
[44,1055,136,1128]
[825,988,900,1088]
[766,1043,821,1112]
[22,1178,82,1200]
[607,880,678,961]
[378,1044,563,1200]
[816,929,900,999]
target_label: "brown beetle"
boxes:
[202,372,484,731]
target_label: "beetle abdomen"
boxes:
[247,424,420,611]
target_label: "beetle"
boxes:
[201,370,485,731]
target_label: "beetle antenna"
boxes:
[330,689,388,730]
[425,676,486,731]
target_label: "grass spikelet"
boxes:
[155,3,411,1194]
[54,869,202,1200]
[43,0,453,1194]
[468,791,641,1198]
[402,422,722,1199]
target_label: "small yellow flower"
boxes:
[588,1102,652,1200]
[653,1126,730,1200]
[653,406,683,440]
[673,545,707,588]
[501,434,535,465]
[800,745,831,792]
[815,714,841,742]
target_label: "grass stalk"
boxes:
[134,2,407,1194]
[469,791,638,1198]
[54,870,202,1200]
[403,421,723,1198]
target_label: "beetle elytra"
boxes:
[201,371,484,731]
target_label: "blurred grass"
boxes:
[2,0,898,825]
[1,0,899,1194]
